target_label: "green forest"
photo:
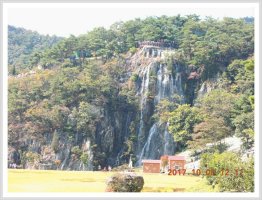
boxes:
[8,15,255,192]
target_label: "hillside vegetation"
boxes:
[8,25,62,74]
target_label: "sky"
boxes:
[5,3,256,38]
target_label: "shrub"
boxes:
[54,159,61,169]
[71,146,82,158]
[200,152,254,192]
[80,152,89,164]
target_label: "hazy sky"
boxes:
[5,3,256,37]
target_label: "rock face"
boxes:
[105,173,144,192]
[8,45,214,170]
[196,77,218,99]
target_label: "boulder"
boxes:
[105,173,144,192]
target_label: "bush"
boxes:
[71,146,82,158]
[80,152,89,164]
[200,152,254,192]
[61,59,74,68]
[54,160,61,169]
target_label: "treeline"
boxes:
[8,25,62,74]
[9,15,254,80]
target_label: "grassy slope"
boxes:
[8,169,217,192]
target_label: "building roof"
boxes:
[168,156,185,161]
[142,160,161,164]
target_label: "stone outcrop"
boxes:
[105,173,144,192]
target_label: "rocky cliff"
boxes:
[8,45,216,170]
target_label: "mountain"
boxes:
[8,16,254,172]
[8,25,62,74]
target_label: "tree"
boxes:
[197,89,236,130]
[80,152,89,166]
[74,102,100,137]
[200,152,254,192]
[154,99,177,123]
[8,25,61,72]
[188,117,231,151]
[224,58,254,89]
[233,112,254,150]
[168,104,202,148]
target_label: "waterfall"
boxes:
[138,63,176,164]
[154,64,174,104]
[137,64,151,149]
[155,64,163,103]
[174,72,184,102]
[134,47,184,166]
[138,124,158,164]
[170,74,174,95]
[60,147,70,170]
[162,67,170,97]
[137,62,184,165]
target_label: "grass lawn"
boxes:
[8,169,217,192]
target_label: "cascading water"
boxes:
[138,123,158,163]
[137,48,184,165]
[155,64,173,104]
[174,72,184,99]
[137,63,151,150]
[60,148,70,170]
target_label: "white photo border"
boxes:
[1,1,261,199]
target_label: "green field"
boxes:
[8,169,217,192]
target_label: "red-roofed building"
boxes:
[160,155,186,171]
[142,156,186,173]
[142,160,161,173]
[168,156,186,170]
